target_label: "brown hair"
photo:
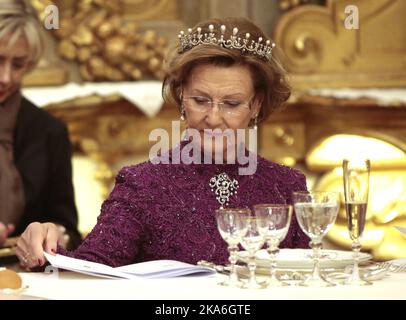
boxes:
[162,17,291,123]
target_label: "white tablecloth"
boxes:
[10,271,406,300]
[306,88,406,106]
[22,81,164,117]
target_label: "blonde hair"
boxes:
[0,0,44,67]
[163,17,291,123]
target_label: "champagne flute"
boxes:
[343,159,371,285]
[215,208,249,286]
[293,191,339,287]
[253,204,292,286]
[239,216,267,289]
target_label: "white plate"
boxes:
[238,249,372,269]
[391,257,406,267]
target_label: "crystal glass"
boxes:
[239,216,267,289]
[293,191,339,287]
[343,159,371,285]
[215,208,250,286]
[254,204,292,286]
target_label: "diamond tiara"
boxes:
[178,24,276,62]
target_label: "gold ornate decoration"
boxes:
[30,0,168,81]
[122,0,177,20]
[274,0,406,90]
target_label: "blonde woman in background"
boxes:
[0,0,81,253]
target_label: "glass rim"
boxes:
[342,158,371,162]
[253,203,292,209]
[342,158,371,170]
[292,190,340,195]
[215,208,251,214]
[241,216,260,221]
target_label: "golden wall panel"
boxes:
[122,0,178,20]
[274,0,406,89]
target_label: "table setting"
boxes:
[207,158,406,290]
[1,158,406,300]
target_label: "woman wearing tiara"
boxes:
[17,17,309,269]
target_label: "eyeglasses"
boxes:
[182,95,253,117]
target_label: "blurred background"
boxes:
[23,0,406,260]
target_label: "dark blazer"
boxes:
[12,97,81,249]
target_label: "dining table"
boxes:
[1,269,405,300]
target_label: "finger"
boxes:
[16,226,38,270]
[57,225,66,235]
[18,236,29,249]
[16,237,29,256]
[16,230,30,256]
[26,223,47,267]
[44,225,59,255]
[61,234,70,248]
[15,245,24,262]
[17,239,39,270]
[15,246,30,270]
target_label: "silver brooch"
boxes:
[209,172,239,208]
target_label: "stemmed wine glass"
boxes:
[253,204,293,286]
[215,208,250,286]
[292,191,339,287]
[239,216,267,289]
[342,159,371,285]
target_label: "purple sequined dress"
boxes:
[58,144,310,267]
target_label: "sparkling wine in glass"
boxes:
[215,208,250,286]
[293,191,339,287]
[239,217,267,289]
[343,159,371,285]
[254,204,292,286]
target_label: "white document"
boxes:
[44,252,135,279]
[115,260,215,278]
[44,253,216,279]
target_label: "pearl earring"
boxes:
[180,106,186,121]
